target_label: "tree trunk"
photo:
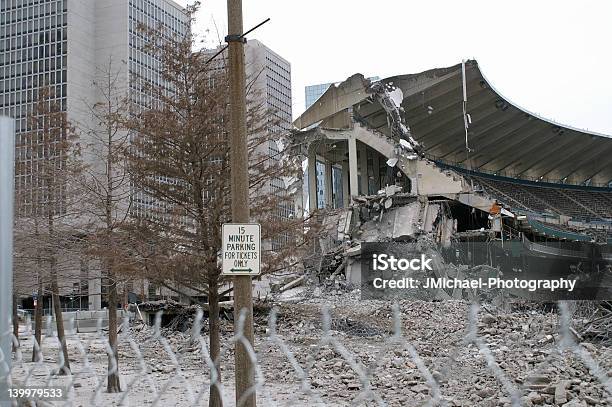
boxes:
[123,284,128,309]
[12,294,19,352]
[50,255,71,375]
[209,274,222,407]
[32,275,43,362]
[104,103,121,393]
[106,265,121,393]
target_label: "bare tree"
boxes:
[12,214,41,361]
[18,85,85,375]
[124,8,316,405]
[126,23,230,405]
[80,59,133,393]
[32,252,43,362]
[13,130,42,361]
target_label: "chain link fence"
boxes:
[1,301,611,406]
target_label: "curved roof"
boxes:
[295,60,612,187]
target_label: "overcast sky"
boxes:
[176,0,612,135]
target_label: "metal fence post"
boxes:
[0,116,15,406]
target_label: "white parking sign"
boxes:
[222,223,261,276]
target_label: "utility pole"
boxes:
[226,1,256,406]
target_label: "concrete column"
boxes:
[341,161,350,207]
[348,137,358,199]
[307,145,318,211]
[346,256,361,285]
[324,160,333,209]
[89,276,102,311]
[372,152,380,193]
[359,143,369,195]
[0,117,15,400]
[406,159,418,195]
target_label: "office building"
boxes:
[244,40,296,248]
[0,0,189,213]
[0,0,189,308]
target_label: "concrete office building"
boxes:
[0,0,189,309]
[195,40,294,296]
[244,39,297,249]
[246,40,292,136]
[0,0,188,211]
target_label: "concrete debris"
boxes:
[384,184,402,196]
[138,299,233,313]
[260,300,612,406]
[138,299,190,312]
[352,194,420,242]
[399,138,411,150]
[555,380,571,405]
[309,182,517,304]
[279,276,306,293]
[307,213,508,306]
[367,81,423,158]
[309,243,345,276]
[13,283,612,406]
[386,157,399,167]
[329,259,347,279]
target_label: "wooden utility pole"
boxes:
[227,1,256,406]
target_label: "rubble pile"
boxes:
[29,288,608,406]
[137,299,195,312]
[436,263,507,303]
[128,320,195,347]
[262,299,612,407]
[314,244,346,279]
[303,178,517,305]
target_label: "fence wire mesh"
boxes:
[1,301,611,406]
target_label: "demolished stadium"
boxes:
[293,59,612,301]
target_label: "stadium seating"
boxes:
[462,173,612,221]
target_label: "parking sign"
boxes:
[222,223,261,276]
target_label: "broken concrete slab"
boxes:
[392,202,421,240]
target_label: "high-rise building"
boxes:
[245,40,292,137]
[127,0,190,218]
[244,39,296,249]
[0,0,189,215]
[1,0,189,308]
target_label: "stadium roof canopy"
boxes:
[294,60,612,187]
